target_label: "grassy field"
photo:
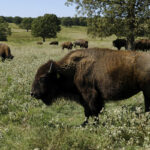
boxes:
[0,24,150,150]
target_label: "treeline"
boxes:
[60,17,87,26]
[1,16,23,24]
[0,15,87,41]
[0,16,87,26]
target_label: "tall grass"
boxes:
[0,24,150,150]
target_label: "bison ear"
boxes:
[47,61,61,79]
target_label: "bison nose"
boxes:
[31,92,34,97]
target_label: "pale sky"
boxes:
[0,0,77,17]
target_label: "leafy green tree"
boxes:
[5,16,13,23]
[31,14,61,42]
[87,16,112,38]
[20,17,33,32]
[0,17,11,41]
[66,0,150,50]
[72,17,80,26]
[145,18,150,38]
[61,17,73,27]
[79,17,87,26]
[13,16,23,24]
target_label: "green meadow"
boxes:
[0,24,150,150]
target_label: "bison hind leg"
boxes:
[1,53,6,62]
[143,89,150,112]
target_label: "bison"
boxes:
[134,39,150,51]
[0,43,14,62]
[31,48,150,126]
[49,41,59,45]
[74,39,88,48]
[61,42,73,50]
[113,39,127,50]
[37,42,43,45]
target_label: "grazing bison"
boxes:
[113,39,127,50]
[61,42,73,50]
[37,42,43,45]
[134,39,150,51]
[0,43,14,62]
[49,41,59,45]
[74,39,88,48]
[31,48,150,126]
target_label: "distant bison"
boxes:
[113,39,127,50]
[0,43,14,62]
[134,39,150,51]
[37,42,43,45]
[31,48,150,126]
[61,42,73,50]
[74,39,88,48]
[49,41,59,45]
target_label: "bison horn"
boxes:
[48,62,53,73]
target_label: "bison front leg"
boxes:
[82,106,100,127]
[79,88,104,126]
[81,106,92,127]
[78,98,92,127]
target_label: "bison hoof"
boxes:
[80,121,88,127]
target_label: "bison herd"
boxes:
[113,38,150,51]
[1,36,150,127]
[37,39,89,50]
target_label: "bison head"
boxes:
[9,55,14,60]
[31,60,60,105]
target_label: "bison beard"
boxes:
[31,48,150,126]
[41,95,55,105]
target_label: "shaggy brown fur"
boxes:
[74,39,88,48]
[61,41,73,50]
[31,48,150,126]
[49,41,59,45]
[135,39,150,51]
[113,39,127,50]
[0,43,14,62]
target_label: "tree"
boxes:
[72,17,80,26]
[13,16,23,24]
[31,14,61,42]
[5,16,13,23]
[66,0,150,50]
[61,17,73,27]
[79,17,87,26]
[20,17,33,32]
[0,17,11,41]
[87,16,112,38]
